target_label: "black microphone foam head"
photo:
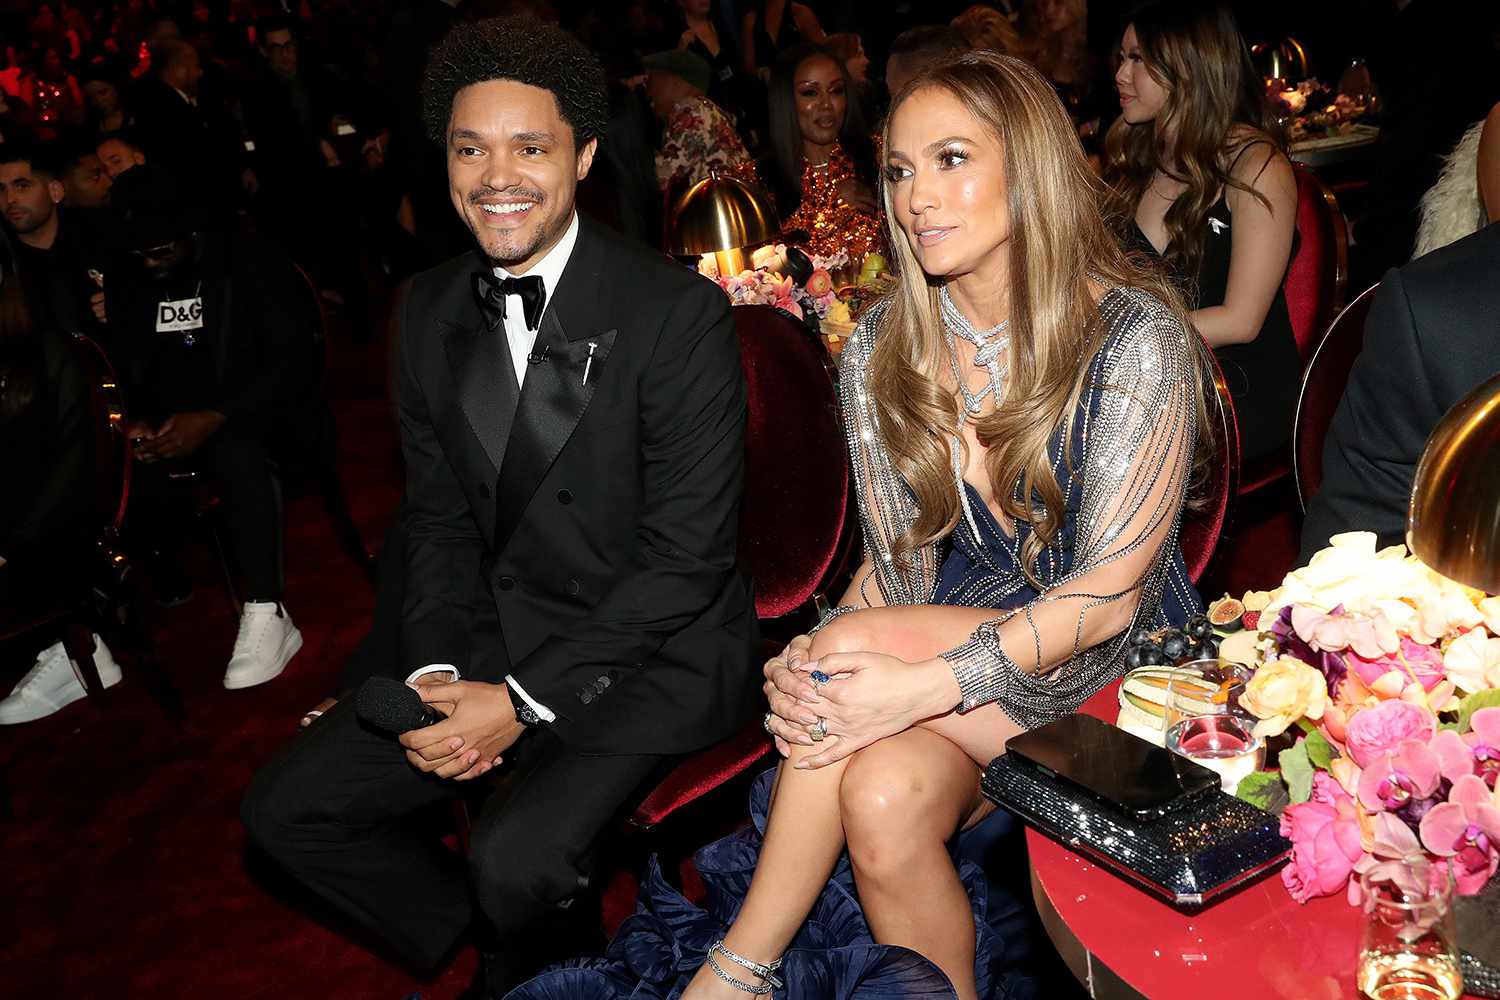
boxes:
[354,677,431,734]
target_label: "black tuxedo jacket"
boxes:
[1301,223,1500,563]
[395,216,759,754]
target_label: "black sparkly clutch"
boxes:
[982,752,1292,908]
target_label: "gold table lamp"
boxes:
[1407,372,1500,592]
[665,171,780,278]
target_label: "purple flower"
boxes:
[1271,605,1348,695]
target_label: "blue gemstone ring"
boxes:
[809,670,831,685]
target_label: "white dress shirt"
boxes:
[404,213,583,722]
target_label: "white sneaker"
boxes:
[0,634,121,725]
[223,601,303,690]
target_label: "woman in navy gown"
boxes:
[514,52,1211,1000]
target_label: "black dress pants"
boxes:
[241,698,667,980]
[130,428,285,601]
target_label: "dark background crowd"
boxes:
[2,0,1498,997]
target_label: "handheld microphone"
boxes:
[354,676,445,735]
[526,345,550,365]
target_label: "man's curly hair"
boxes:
[422,16,608,150]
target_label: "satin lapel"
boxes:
[493,309,617,552]
[443,316,519,477]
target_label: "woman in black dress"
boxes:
[741,0,826,80]
[1103,0,1299,464]
[671,0,753,126]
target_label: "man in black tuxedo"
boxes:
[1300,223,1500,562]
[241,16,758,996]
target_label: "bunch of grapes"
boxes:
[1123,615,1219,670]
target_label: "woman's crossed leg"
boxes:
[684,607,1026,1000]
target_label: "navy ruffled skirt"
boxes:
[507,770,1040,1000]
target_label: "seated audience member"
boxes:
[643,49,758,192]
[80,64,129,134]
[1413,102,1500,258]
[127,38,243,217]
[104,166,314,689]
[1301,223,1500,562]
[19,45,85,133]
[58,143,112,208]
[0,142,107,337]
[96,130,146,178]
[0,275,118,723]
[1017,0,1103,129]
[952,4,1023,57]
[824,32,877,127]
[742,0,827,79]
[764,44,879,259]
[672,0,752,126]
[885,24,969,99]
[241,17,757,999]
[1104,1,1299,466]
[512,51,1210,1000]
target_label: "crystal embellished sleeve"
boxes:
[939,290,1203,724]
[837,302,941,610]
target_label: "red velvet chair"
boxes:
[1293,282,1381,512]
[1284,165,1349,364]
[628,304,854,830]
[1237,165,1348,496]
[1181,340,1239,585]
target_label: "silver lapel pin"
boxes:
[582,341,598,387]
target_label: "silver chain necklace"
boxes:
[941,285,1011,555]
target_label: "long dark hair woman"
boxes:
[0,276,117,722]
[763,43,880,259]
[1102,0,1300,464]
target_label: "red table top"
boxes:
[1027,680,1481,1000]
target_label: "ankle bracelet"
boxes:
[707,939,783,994]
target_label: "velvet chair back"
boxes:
[1284,166,1349,363]
[733,305,851,619]
[1294,282,1380,512]
[1181,342,1239,584]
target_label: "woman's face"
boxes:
[846,43,869,83]
[794,55,847,148]
[885,86,1010,281]
[1115,25,1169,125]
[84,79,119,114]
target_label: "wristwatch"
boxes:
[505,683,541,726]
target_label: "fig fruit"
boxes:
[1207,595,1246,631]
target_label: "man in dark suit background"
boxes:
[241,16,759,997]
[1300,223,1500,562]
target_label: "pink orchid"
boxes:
[1464,708,1500,788]
[1357,739,1444,812]
[1280,772,1365,902]
[1344,700,1438,769]
[1292,605,1399,659]
[1419,775,1500,894]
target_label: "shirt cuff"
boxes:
[505,674,556,723]
[405,664,460,685]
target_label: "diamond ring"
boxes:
[809,717,828,741]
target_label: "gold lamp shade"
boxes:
[666,172,780,259]
[1407,372,1500,592]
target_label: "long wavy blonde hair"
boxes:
[871,51,1214,582]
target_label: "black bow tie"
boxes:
[474,272,547,331]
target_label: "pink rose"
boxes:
[1280,772,1364,903]
[1344,699,1437,769]
[1347,638,1446,693]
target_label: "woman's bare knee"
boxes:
[808,611,880,659]
[838,736,973,874]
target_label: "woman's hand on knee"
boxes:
[794,653,960,769]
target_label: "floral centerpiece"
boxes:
[713,268,803,321]
[1219,532,1500,904]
